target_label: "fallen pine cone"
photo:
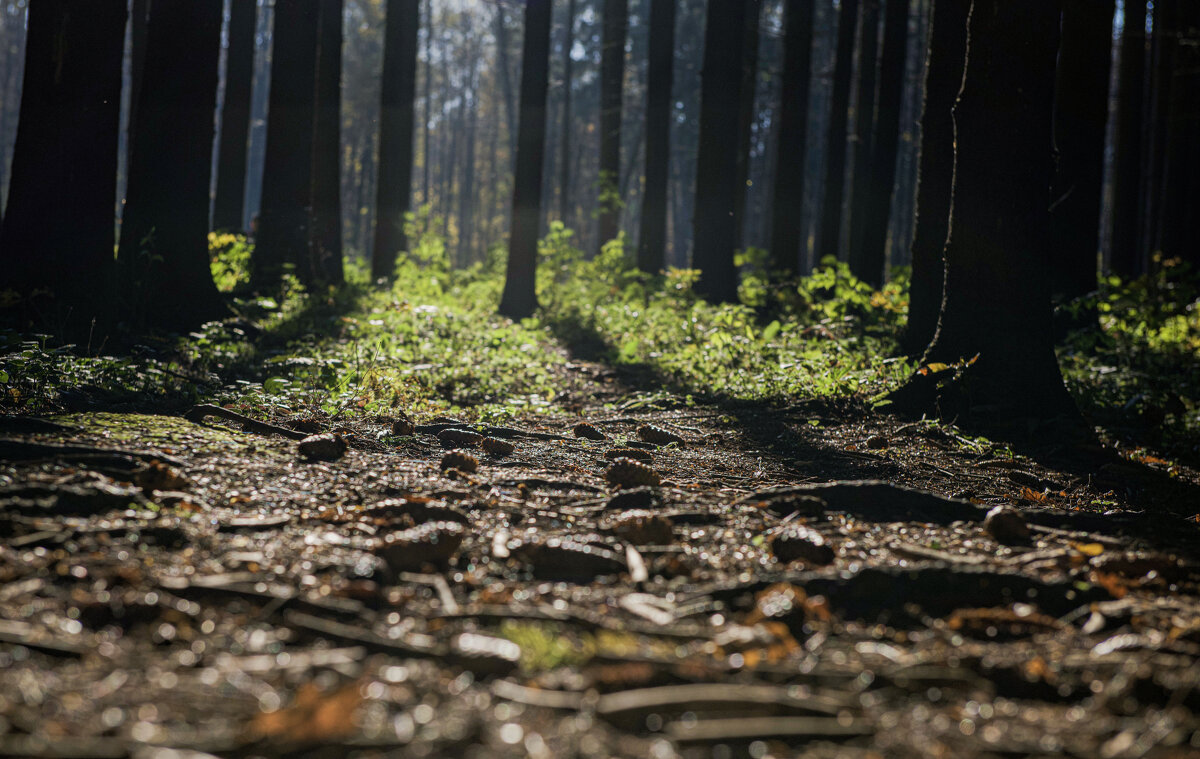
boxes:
[438,428,484,448]
[375,521,465,572]
[637,424,685,446]
[298,433,347,461]
[509,537,627,580]
[984,505,1030,545]
[604,447,653,463]
[440,450,478,473]
[481,437,515,456]
[605,457,661,489]
[771,524,836,565]
[604,509,674,545]
[574,422,607,441]
[390,415,415,436]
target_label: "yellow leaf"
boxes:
[1070,542,1104,557]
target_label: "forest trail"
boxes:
[3,357,1200,759]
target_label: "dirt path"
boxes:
[2,373,1200,758]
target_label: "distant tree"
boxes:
[128,0,150,154]
[849,0,910,288]
[1140,0,1177,265]
[1156,2,1200,266]
[311,0,344,284]
[499,0,553,319]
[1108,0,1147,278]
[890,0,1079,426]
[844,0,881,272]
[559,0,578,227]
[901,0,968,357]
[815,0,860,263]
[0,0,126,336]
[253,0,319,288]
[1048,0,1114,301]
[767,0,815,274]
[117,0,225,329]
[598,0,629,249]
[372,0,419,281]
[732,0,762,247]
[636,0,676,273]
[692,0,748,303]
[212,0,257,233]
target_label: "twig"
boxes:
[183,404,307,441]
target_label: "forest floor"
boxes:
[3,250,1200,758]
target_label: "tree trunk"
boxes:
[499,0,552,319]
[212,0,257,232]
[128,0,150,154]
[692,0,748,303]
[732,0,762,249]
[1140,0,1176,264]
[844,0,882,271]
[891,0,1079,426]
[636,0,676,273]
[1048,0,1114,300]
[901,0,968,357]
[0,0,126,336]
[815,0,860,263]
[1156,2,1200,266]
[558,0,577,227]
[1107,0,1146,278]
[767,0,815,274]
[311,0,344,284]
[597,0,628,249]
[849,0,910,288]
[117,0,224,330]
[494,6,519,160]
[253,0,319,287]
[422,0,432,205]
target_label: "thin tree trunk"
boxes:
[1140,0,1176,264]
[901,0,968,357]
[128,0,150,154]
[371,0,419,280]
[815,0,860,263]
[636,0,676,273]
[768,0,816,274]
[310,0,344,284]
[1108,0,1146,278]
[844,0,881,271]
[598,0,629,248]
[558,0,577,226]
[499,0,552,319]
[494,5,519,159]
[117,0,224,329]
[422,0,432,204]
[212,0,257,232]
[732,0,762,248]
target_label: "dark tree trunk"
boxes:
[768,0,815,274]
[559,0,577,226]
[494,6,518,159]
[692,0,748,303]
[849,0,910,287]
[901,0,968,357]
[0,0,126,336]
[1140,0,1176,263]
[844,0,882,271]
[421,0,432,204]
[1108,0,1147,278]
[371,0,419,280]
[598,0,628,249]
[1157,3,1200,266]
[117,0,224,329]
[311,0,344,284]
[636,0,676,273]
[212,0,257,232]
[1048,0,1114,300]
[253,0,319,287]
[128,0,150,151]
[499,0,552,319]
[891,0,1078,426]
[732,0,762,248]
[815,0,860,263]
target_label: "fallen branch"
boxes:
[183,404,307,441]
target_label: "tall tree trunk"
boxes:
[422,0,432,205]
[636,0,676,273]
[598,0,628,248]
[253,0,319,287]
[731,0,763,250]
[499,0,552,319]
[311,0,344,284]
[1157,2,1200,266]
[901,0,968,356]
[212,0,257,232]
[692,0,748,303]
[494,6,519,160]
[850,0,910,287]
[767,0,815,274]
[117,0,224,329]
[1049,0,1114,300]
[1140,0,1176,264]
[558,0,577,226]
[891,0,1078,425]
[0,0,126,336]
[815,0,860,263]
[371,0,420,280]
[844,0,881,271]
[1108,0,1147,278]
[128,0,150,154]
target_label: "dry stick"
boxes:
[182,404,307,441]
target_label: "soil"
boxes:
[3,361,1200,759]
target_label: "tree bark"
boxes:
[1140,0,1176,264]
[901,0,968,357]
[849,0,910,288]
[636,0,676,273]
[890,0,1079,426]
[494,6,519,160]
[732,0,762,249]
[117,0,224,330]
[212,0,257,233]
[499,0,553,319]
[311,0,344,284]
[558,0,577,227]
[0,0,126,336]
[598,0,629,249]
[767,0,815,274]
[128,0,150,155]
[844,0,882,273]
[815,0,860,263]
[1156,2,1200,266]
[692,0,748,303]
[253,0,319,287]
[1107,0,1147,278]
[1048,0,1114,300]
